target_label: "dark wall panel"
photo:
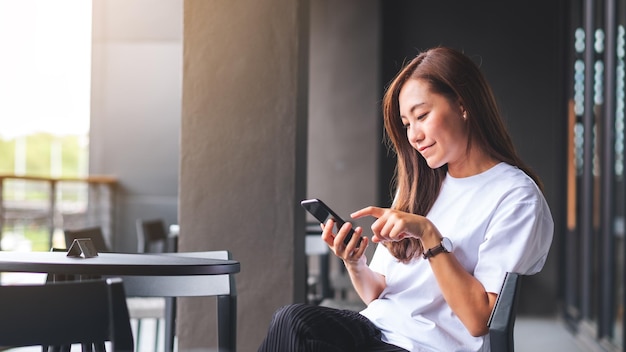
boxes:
[379,0,567,315]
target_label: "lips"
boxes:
[418,143,434,153]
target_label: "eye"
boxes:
[416,112,428,120]
[402,123,410,129]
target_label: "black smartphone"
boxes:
[300,198,362,246]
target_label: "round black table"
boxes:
[0,250,240,352]
[0,251,240,276]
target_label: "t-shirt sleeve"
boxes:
[369,243,394,277]
[473,186,554,293]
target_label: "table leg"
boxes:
[164,297,176,352]
[217,295,237,352]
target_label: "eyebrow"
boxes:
[400,102,425,119]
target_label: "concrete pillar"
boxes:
[178,1,309,350]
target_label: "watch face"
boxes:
[442,237,453,252]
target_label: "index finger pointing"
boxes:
[351,206,385,219]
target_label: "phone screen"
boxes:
[301,198,361,246]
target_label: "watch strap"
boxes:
[423,238,451,259]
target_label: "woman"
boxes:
[258,46,553,351]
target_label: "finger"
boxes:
[392,220,410,240]
[386,216,410,241]
[321,219,336,246]
[369,216,387,237]
[348,227,366,250]
[353,236,369,257]
[345,226,364,251]
[380,216,397,239]
[324,218,335,232]
[351,206,385,219]
[334,222,353,249]
[343,228,366,263]
[321,228,334,246]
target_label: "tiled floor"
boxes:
[3,316,588,352]
[516,316,586,352]
[319,298,588,351]
[2,318,166,352]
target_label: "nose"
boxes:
[407,123,423,145]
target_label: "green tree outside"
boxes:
[0,133,88,251]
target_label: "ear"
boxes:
[459,101,468,120]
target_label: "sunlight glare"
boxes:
[0,0,92,139]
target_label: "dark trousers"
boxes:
[258,303,409,352]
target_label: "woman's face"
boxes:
[398,78,469,171]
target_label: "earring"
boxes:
[463,112,468,120]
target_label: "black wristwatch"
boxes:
[423,237,453,259]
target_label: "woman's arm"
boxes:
[352,206,497,336]
[321,220,386,304]
[420,225,498,336]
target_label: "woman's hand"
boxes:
[353,206,495,336]
[321,218,385,304]
[321,219,369,266]
[351,206,440,245]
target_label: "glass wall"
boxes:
[0,0,92,252]
[565,0,626,349]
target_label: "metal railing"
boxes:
[0,174,117,251]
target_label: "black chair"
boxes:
[134,219,178,351]
[136,218,178,254]
[305,222,366,311]
[0,278,134,352]
[488,272,523,352]
[63,226,164,352]
[305,222,331,305]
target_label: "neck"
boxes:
[447,148,498,178]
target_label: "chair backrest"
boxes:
[488,272,522,352]
[64,226,109,252]
[136,218,177,253]
[0,278,134,351]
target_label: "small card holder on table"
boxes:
[66,238,99,258]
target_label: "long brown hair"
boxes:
[382,47,542,263]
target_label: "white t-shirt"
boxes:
[359,162,554,352]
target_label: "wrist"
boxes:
[344,256,367,271]
[420,222,453,260]
[420,222,442,249]
[422,237,453,259]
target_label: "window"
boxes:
[564,0,626,349]
[0,0,92,252]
